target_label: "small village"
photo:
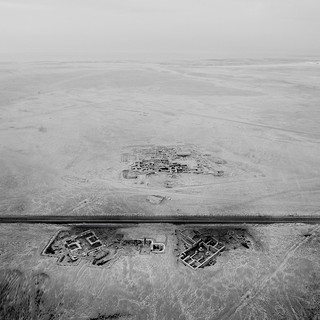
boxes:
[122,145,224,179]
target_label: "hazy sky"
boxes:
[1,0,320,60]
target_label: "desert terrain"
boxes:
[1,223,320,320]
[0,59,320,216]
[1,59,320,319]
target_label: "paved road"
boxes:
[1,215,320,224]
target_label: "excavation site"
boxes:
[1,1,320,318]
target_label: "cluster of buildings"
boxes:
[43,227,230,271]
[127,146,218,176]
[42,229,166,267]
[131,158,191,174]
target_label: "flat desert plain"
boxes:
[0,59,320,216]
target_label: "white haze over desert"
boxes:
[0,0,320,61]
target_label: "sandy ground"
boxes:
[0,59,320,216]
[1,223,320,320]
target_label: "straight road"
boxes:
[1,215,320,224]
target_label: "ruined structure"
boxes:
[42,227,251,270]
[65,230,103,260]
[122,145,225,179]
[176,227,254,270]
[177,230,225,269]
[42,229,166,268]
